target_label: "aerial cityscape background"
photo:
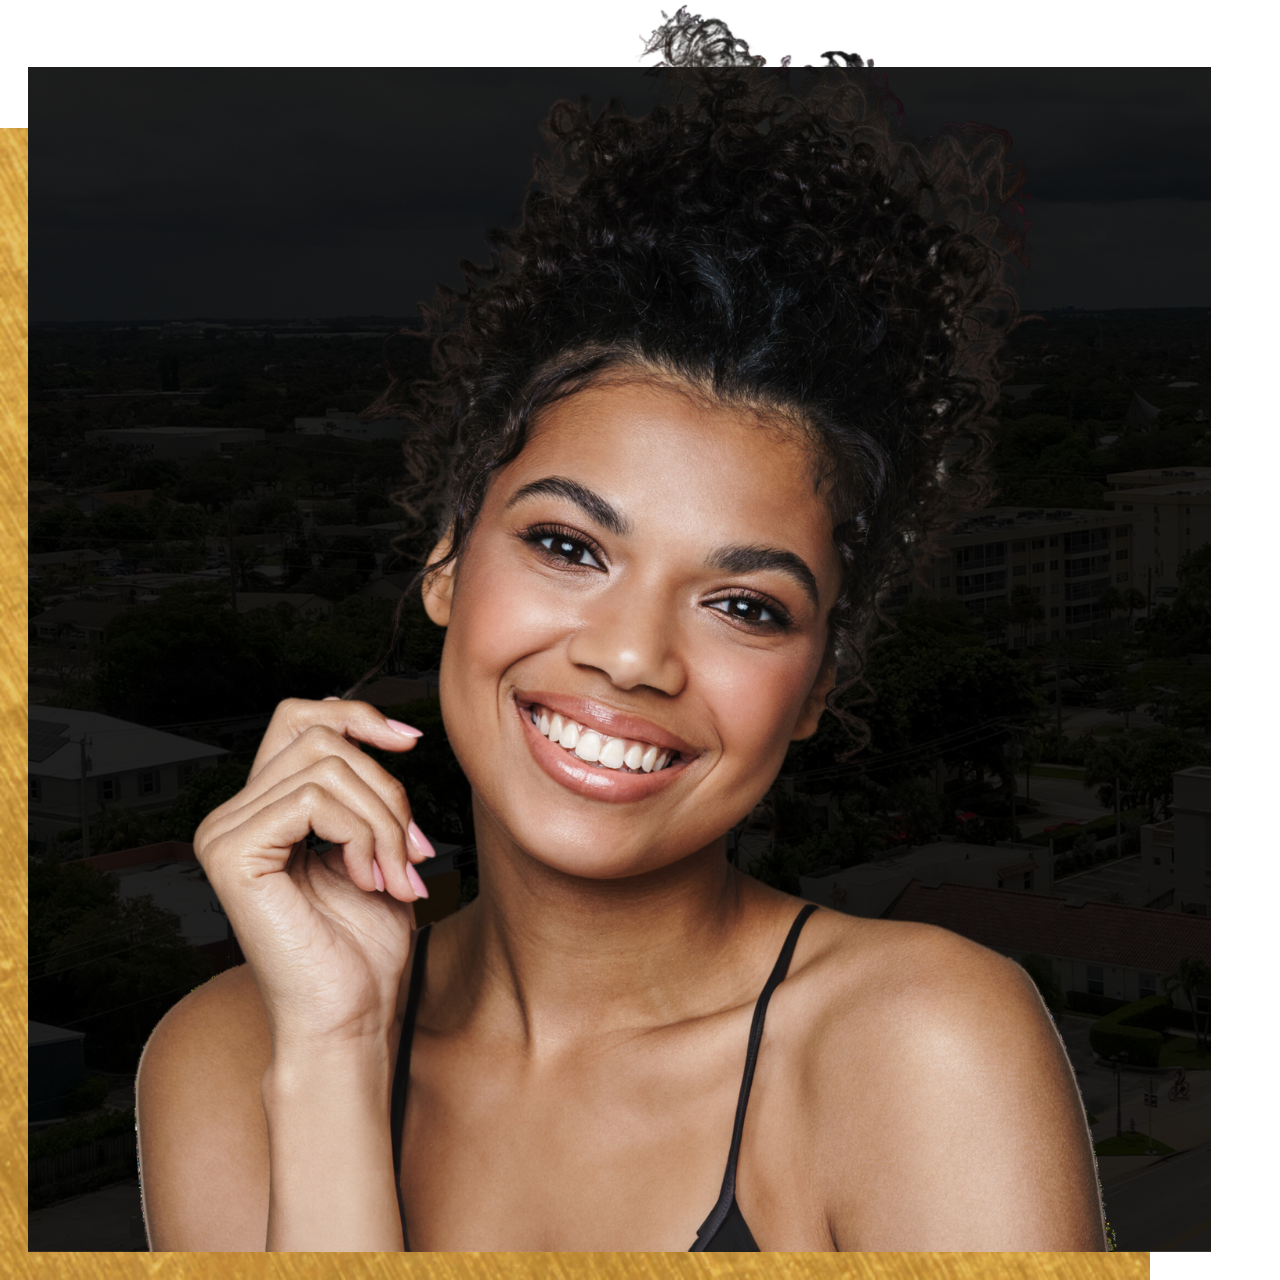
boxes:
[27,67,1210,1252]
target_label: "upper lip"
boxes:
[514,690,700,759]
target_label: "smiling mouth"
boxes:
[525,703,682,774]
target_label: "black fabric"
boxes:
[690,902,818,1251]
[390,903,819,1253]
[390,921,431,1251]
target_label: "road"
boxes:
[29,1177,148,1251]
[1101,1144,1210,1251]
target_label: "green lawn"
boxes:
[1160,1037,1211,1070]
[1094,1131,1176,1157]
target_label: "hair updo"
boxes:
[360,26,1027,744]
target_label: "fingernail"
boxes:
[372,862,386,892]
[405,863,429,900]
[408,821,436,859]
[385,718,423,738]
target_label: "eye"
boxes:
[707,595,789,629]
[527,527,604,569]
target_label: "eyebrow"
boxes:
[506,476,819,608]
[706,545,821,610]
[505,476,631,537]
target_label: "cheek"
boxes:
[695,643,821,762]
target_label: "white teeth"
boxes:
[531,705,680,774]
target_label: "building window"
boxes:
[29,776,41,802]
[1087,966,1104,996]
[138,770,158,796]
[1049,536,1059,546]
[1116,525,1130,537]
[1116,549,1128,560]
[1031,538,1045,550]
[99,778,119,803]
[1152,856,1161,865]
[1050,583,1058,595]
[1012,540,1027,552]
[1013,564,1026,576]
[1117,572,1129,583]
[1139,973,1158,999]
[1049,559,1059,570]
[1023,871,1033,889]
[1032,562,1044,573]
[955,542,1007,570]
[1050,607,1059,617]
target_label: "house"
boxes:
[28,708,227,855]
[30,1023,87,1122]
[235,592,332,620]
[880,879,1209,1013]
[798,840,1051,919]
[31,598,134,645]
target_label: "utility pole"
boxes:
[78,735,92,860]
[1054,661,1063,741]
[225,506,237,613]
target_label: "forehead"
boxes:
[491,375,841,588]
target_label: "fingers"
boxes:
[204,759,426,903]
[250,697,422,785]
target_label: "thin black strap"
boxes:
[390,924,431,1250]
[691,903,818,1250]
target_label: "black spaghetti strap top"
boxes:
[390,902,818,1252]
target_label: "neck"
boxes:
[447,805,762,1050]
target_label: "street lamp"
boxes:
[1111,1050,1130,1139]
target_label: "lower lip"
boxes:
[515,698,690,803]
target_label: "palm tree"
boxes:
[1082,735,1135,848]
[1163,958,1210,1053]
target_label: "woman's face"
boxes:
[425,376,843,880]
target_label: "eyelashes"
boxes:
[520,523,795,632]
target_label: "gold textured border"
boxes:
[0,126,1147,1275]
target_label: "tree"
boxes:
[1127,728,1210,821]
[1162,958,1210,1053]
[1009,585,1045,647]
[1082,735,1137,837]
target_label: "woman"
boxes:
[136,42,1107,1252]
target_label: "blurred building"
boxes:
[1106,467,1210,602]
[28,709,227,856]
[1140,766,1210,916]
[293,409,410,442]
[83,426,265,460]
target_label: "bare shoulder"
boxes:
[780,908,1105,1250]
[136,964,272,1250]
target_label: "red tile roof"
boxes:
[883,880,1209,972]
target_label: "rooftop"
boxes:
[29,707,228,779]
[882,879,1209,972]
[944,507,1127,539]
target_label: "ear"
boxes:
[421,534,458,627]
[791,647,838,742]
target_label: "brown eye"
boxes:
[708,596,783,627]
[534,532,602,568]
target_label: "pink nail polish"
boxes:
[385,718,423,738]
[408,821,436,859]
[372,862,386,892]
[405,863,429,900]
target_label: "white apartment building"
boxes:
[1140,766,1210,916]
[1106,468,1210,601]
[891,506,1135,645]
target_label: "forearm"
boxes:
[261,1049,402,1251]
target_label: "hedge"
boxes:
[1088,995,1171,1068]
[30,1107,136,1161]
[1066,990,1127,1017]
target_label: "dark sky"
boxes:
[31,67,1209,321]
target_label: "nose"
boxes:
[565,576,687,697]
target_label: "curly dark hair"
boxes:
[354,28,1027,747]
